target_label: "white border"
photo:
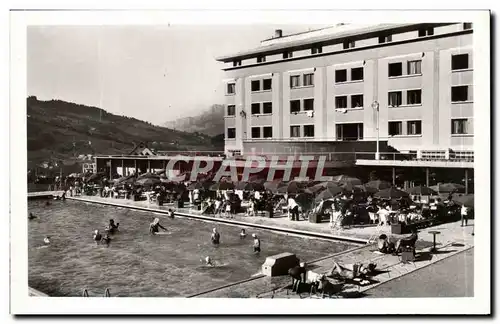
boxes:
[9,8,490,315]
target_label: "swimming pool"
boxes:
[28,200,354,297]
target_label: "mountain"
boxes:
[26,97,223,169]
[163,104,224,137]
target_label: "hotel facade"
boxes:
[216,23,473,162]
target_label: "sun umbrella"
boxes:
[209,181,235,191]
[138,172,160,179]
[407,185,437,195]
[430,183,466,193]
[235,181,265,191]
[187,181,212,190]
[264,180,287,192]
[114,174,136,185]
[374,187,409,199]
[365,180,392,191]
[315,186,344,202]
[135,177,161,187]
[341,182,365,193]
[85,172,106,183]
[452,194,474,208]
[332,175,362,186]
[277,181,304,194]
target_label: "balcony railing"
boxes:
[96,150,474,163]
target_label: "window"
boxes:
[407,121,422,135]
[233,60,241,67]
[388,62,403,77]
[227,83,235,94]
[311,46,322,54]
[263,78,272,90]
[335,96,348,109]
[451,86,469,102]
[351,95,364,108]
[343,39,355,49]
[388,91,402,107]
[303,99,314,111]
[336,123,363,140]
[351,67,364,81]
[262,102,272,114]
[290,100,301,113]
[418,28,434,37]
[304,125,315,137]
[251,80,260,92]
[263,127,273,138]
[257,56,266,63]
[227,128,236,139]
[251,127,261,138]
[378,35,392,43]
[283,51,293,59]
[407,60,422,75]
[227,105,236,116]
[290,126,300,137]
[463,23,472,30]
[335,69,347,83]
[388,121,403,136]
[251,103,261,115]
[407,89,422,105]
[452,54,469,70]
[303,73,314,86]
[452,119,468,135]
[290,75,300,88]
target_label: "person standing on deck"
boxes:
[461,204,469,227]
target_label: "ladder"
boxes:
[82,288,111,297]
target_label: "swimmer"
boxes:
[167,209,175,219]
[203,256,215,267]
[108,219,119,233]
[211,228,220,245]
[149,218,167,234]
[101,233,111,246]
[93,230,102,242]
[252,234,261,253]
[239,229,247,239]
[43,236,51,245]
[28,212,37,220]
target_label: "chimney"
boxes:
[274,29,283,38]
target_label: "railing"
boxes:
[95,150,474,163]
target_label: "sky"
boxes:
[27,24,326,124]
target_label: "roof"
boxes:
[216,23,425,62]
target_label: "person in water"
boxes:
[204,256,215,267]
[149,218,167,234]
[101,233,111,246]
[93,230,102,242]
[167,209,175,219]
[211,228,220,245]
[28,212,37,220]
[108,219,119,233]
[252,234,261,253]
[43,236,51,245]
[240,229,247,239]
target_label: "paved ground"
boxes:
[365,248,474,298]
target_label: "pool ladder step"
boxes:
[82,288,111,297]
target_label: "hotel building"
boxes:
[216,23,474,165]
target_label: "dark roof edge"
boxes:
[216,23,455,62]
[221,29,473,72]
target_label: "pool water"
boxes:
[28,200,354,297]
